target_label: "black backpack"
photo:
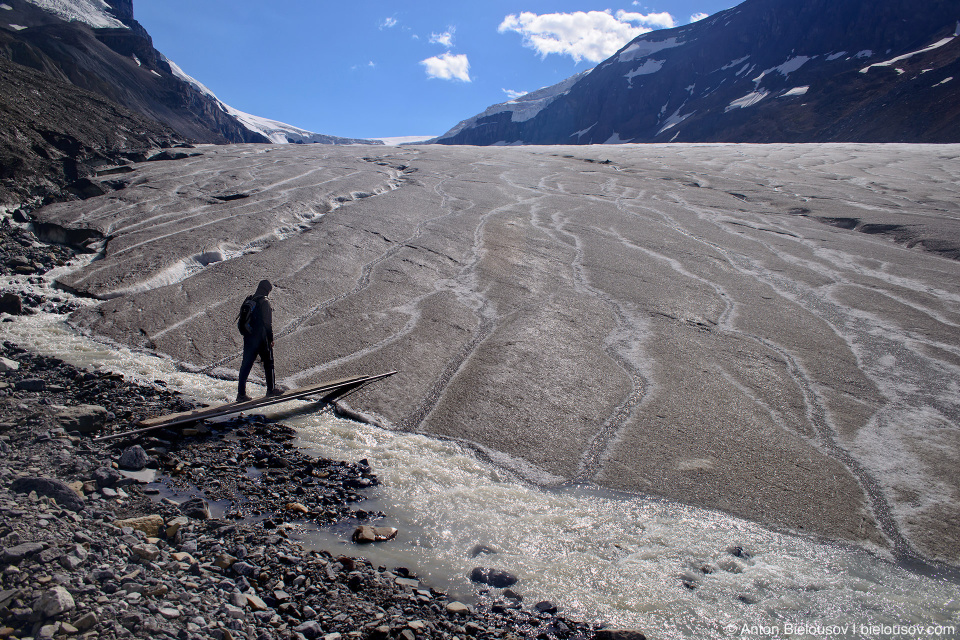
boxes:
[236,296,257,336]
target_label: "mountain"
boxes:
[0,52,186,207]
[432,0,960,145]
[0,0,378,146]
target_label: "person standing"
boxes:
[236,279,281,401]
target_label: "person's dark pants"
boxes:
[238,336,275,397]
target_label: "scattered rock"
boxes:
[1,542,44,564]
[447,601,471,614]
[36,586,75,617]
[179,496,210,519]
[131,543,160,562]
[113,514,163,537]
[0,357,18,371]
[118,444,149,470]
[351,525,398,544]
[92,466,121,488]
[469,567,518,588]
[14,378,44,392]
[53,404,112,434]
[9,477,83,511]
[0,292,22,315]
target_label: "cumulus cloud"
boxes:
[503,88,528,100]
[498,9,677,63]
[430,27,455,48]
[617,10,676,29]
[690,12,710,22]
[421,52,471,82]
[380,17,397,30]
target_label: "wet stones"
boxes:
[0,293,21,316]
[179,496,211,520]
[351,525,398,544]
[469,567,518,588]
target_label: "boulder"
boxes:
[10,477,83,511]
[92,466,121,488]
[114,515,163,537]
[0,357,19,372]
[179,496,210,520]
[53,405,112,434]
[36,586,75,617]
[446,601,470,614]
[295,621,323,640]
[0,293,22,316]
[15,378,45,392]
[1,542,44,564]
[351,525,398,544]
[118,445,149,470]
[131,543,160,562]
[245,593,268,611]
[469,566,518,588]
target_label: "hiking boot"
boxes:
[236,393,252,403]
[265,388,284,397]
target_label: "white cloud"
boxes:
[503,88,528,100]
[690,12,709,22]
[380,17,397,30]
[421,52,471,82]
[498,9,676,64]
[616,10,676,29]
[430,27,455,48]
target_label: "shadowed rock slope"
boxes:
[0,54,186,207]
[434,0,960,144]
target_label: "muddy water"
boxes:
[2,269,958,639]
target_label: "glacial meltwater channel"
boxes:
[2,266,959,639]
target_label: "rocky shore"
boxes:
[0,220,629,640]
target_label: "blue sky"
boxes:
[135,0,735,140]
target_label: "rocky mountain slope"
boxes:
[0,53,187,207]
[0,0,378,146]
[433,0,960,144]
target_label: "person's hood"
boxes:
[254,279,272,297]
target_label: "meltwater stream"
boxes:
[2,268,959,639]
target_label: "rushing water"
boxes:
[2,265,959,639]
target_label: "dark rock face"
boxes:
[0,4,266,146]
[0,53,185,206]
[434,0,960,144]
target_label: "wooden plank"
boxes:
[93,371,397,442]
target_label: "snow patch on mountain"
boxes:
[656,108,693,135]
[617,37,682,63]
[162,55,218,101]
[754,56,812,84]
[432,68,592,142]
[861,35,955,73]
[780,86,809,97]
[725,90,769,111]
[23,0,126,29]
[161,54,355,145]
[625,59,665,86]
